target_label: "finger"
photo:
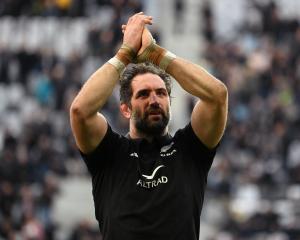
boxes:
[129,13,150,21]
[142,15,152,20]
[143,19,153,25]
[130,12,144,21]
[121,24,126,29]
[143,16,153,22]
[127,13,152,27]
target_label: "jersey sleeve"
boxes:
[79,124,122,176]
[175,122,218,176]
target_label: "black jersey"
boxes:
[80,123,217,240]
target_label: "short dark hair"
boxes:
[119,62,172,105]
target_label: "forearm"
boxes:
[70,63,119,119]
[136,29,227,103]
[166,57,227,103]
[70,13,152,153]
[167,57,228,148]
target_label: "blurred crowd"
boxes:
[0,0,142,18]
[200,1,300,239]
[0,1,145,239]
[0,0,300,240]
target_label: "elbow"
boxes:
[70,99,87,122]
[214,81,228,105]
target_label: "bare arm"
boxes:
[134,28,228,149]
[70,65,119,154]
[166,58,228,149]
[70,13,153,154]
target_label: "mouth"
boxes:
[148,111,162,115]
[146,110,163,121]
[147,109,163,116]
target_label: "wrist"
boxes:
[108,57,126,76]
[137,40,176,70]
[159,50,177,71]
[108,44,137,77]
[116,44,136,66]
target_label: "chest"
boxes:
[114,141,189,191]
[95,140,206,238]
[106,141,202,213]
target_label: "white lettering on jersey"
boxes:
[160,142,177,157]
[136,176,168,189]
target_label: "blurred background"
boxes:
[0,0,300,239]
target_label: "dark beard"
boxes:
[133,105,170,137]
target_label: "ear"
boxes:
[120,103,131,119]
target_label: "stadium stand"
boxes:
[0,0,300,239]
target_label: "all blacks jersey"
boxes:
[80,123,217,240]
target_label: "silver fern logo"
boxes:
[160,142,174,153]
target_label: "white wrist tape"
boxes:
[108,57,126,76]
[159,51,177,70]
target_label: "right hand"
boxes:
[122,12,153,53]
[137,27,154,56]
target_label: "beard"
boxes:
[132,104,170,137]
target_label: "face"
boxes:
[127,73,171,136]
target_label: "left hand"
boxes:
[122,23,154,56]
[122,12,153,53]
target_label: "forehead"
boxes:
[131,73,166,93]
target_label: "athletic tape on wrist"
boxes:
[136,40,157,63]
[136,38,176,70]
[159,51,177,70]
[120,44,136,61]
[108,57,126,76]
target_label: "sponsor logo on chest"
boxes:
[136,176,168,189]
[131,142,177,189]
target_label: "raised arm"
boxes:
[70,13,152,153]
[167,58,228,149]
[136,28,228,149]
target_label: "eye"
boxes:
[156,89,167,97]
[136,90,149,98]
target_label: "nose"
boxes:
[149,92,159,105]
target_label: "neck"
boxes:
[129,126,168,142]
